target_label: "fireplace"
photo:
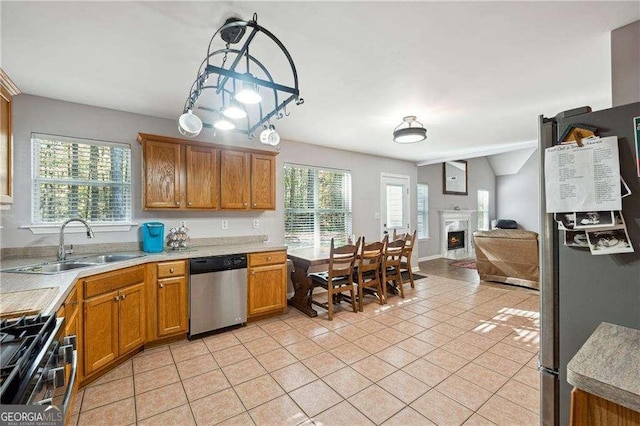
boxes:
[448,230,465,250]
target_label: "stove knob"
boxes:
[35,397,53,406]
[59,344,74,364]
[47,367,65,389]
[63,335,77,350]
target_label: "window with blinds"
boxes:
[477,189,490,230]
[284,163,352,248]
[417,183,429,238]
[32,134,132,224]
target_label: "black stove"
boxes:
[0,314,68,406]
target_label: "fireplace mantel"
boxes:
[438,210,476,258]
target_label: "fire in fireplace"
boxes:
[448,230,465,250]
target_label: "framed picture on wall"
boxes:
[443,160,468,195]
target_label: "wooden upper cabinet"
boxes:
[0,69,19,206]
[251,154,276,210]
[220,150,250,209]
[186,145,218,209]
[143,140,181,209]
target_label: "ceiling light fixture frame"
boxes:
[182,13,303,138]
[393,115,427,144]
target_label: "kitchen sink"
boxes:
[0,253,146,274]
[78,254,144,263]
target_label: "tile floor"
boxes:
[71,259,540,426]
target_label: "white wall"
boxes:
[417,157,496,259]
[495,149,540,233]
[0,95,416,254]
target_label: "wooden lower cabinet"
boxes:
[157,276,188,337]
[248,251,287,319]
[570,387,640,425]
[82,266,145,379]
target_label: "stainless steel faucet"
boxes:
[58,218,95,261]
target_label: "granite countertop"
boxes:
[567,322,640,412]
[0,241,287,317]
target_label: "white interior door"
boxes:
[381,174,410,238]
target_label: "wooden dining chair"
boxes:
[397,229,418,288]
[308,237,361,320]
[381,236,406,303]
[354,236,385,312]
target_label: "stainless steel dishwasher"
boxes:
[189,254,247,337]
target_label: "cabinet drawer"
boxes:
[249,251,287,267]
[157,261,186,278]
[83,266,145,299]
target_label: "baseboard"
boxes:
[419,254,444,262]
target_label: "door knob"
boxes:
[169,268,175,273]
[159,283,164,288]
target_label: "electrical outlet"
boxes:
[253,219,260,229]
[221,220,229,230]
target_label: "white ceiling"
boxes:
[2,1,638,163]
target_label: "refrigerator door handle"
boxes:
[538,364,559,377]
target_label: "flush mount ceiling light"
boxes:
[393,116,427,143]
[178,13,303,139]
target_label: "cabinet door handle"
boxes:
[251,271,255,276]
[169,268,175,273]
[72,301,78,306]
[121,294,127,300]
[175,201,180,206]
[253,203,257,207]
[187,202,192,206]
[114,296,120,301]
[243,202,248,207]
[266,256,272,261]
[159,283,164,288]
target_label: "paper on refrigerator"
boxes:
[545,136,621,213]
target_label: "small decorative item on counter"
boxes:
[167,221,190,250]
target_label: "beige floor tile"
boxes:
[255,347,299,372]
[313,400,375,426]
[133,345,170,359]
[435,375,493,410]
[311,331,349,350]
[271,329,309,346]
[422,309,453,322]
[137,404,195,426]
[190,388,245,425]
[170,339,209,363]
[135,382,188,420]
[407,315,440,329]
[441,339,486,360]
[297,322,331,338]
[411,389,473,426]
[330,342,371,364]
[175,353,218,380]
[402,303,431,315]
[375,346,419,368]
[234,326,268,343]
[271,362,318,392]
[182,368,231,401]
[391,321,426,336]
[463,413,498,425]
[422,348,469,372]
[322,366,373,398]
[513,366,540,390]
[334,324,369,341]
[132,349,174,374]
[376,328,411,344]
[222,358,267,386]
[85,360,132,388]
[212,344,253,367]
[335,310,366,324]
[71,389,84,415]
[351,355,397,382]
[315,317,351,331]
[347,384,405,424]
[474,352,523,377]
[243,336,282,356]
[489,342,535,364]
[388,308,419,320]
[259,319,293,335]
[455,363,509,393]
[248,394,309,426]
[302,351,347,377]
[395,337,436,357]
[134,363,180,394]
[203,332,241,352]
[353,334,393,353]
[69,414,78,426]
[290,379,344,417]
[471,323,515,340]
[77,397,135,426]
[218,412,255,426]
[414,329,453,347]
[82,377,134,411]
[430,322,467,338]
[502,330,540,354]
[496,379,540,413]
[355,318,389,333]
[402,359,450,387]
[455,331,499,350]
[234,374,285,410]
[372,313,404,326]
[477,395,539,426]
[382,406,434,426]
[286,339,325,360]
[378,370,431,404]
[445,316,481,331]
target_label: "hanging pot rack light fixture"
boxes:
[393,116,427,143]
[178,13,303,144]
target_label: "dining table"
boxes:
[287,246,332,317]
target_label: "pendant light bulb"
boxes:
[222,100,248,119]
[213,112,235,130]
[235,75,262,105]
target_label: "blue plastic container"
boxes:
[141,222,165,253]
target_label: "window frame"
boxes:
[417,183,429,239]
[28,133,134,233]
[477,189,490,231]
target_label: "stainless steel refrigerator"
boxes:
[538,102,640,425]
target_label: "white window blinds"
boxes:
[284,164,352,248]
[417,183,429,238]
[477,189,490,231]
[32,134,132,224]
